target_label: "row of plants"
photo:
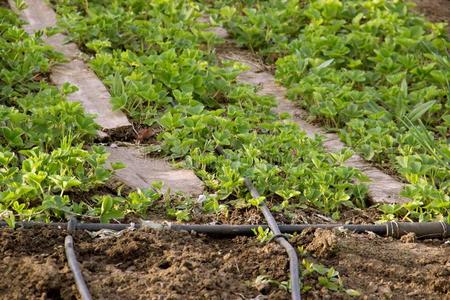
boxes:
[51,0,369,221]
[0,5,160,226]
[52,0,364,286]
[208,0,450,222]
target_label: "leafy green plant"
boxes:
[252,244,360,295]
[299,246,360,296]
[210,0,450,221]
[254,275,290,293]
[0,7,126,224]
[252,226,274,243]
[165,194,194,222]
[302,259,343,292]
[51,0,369,221]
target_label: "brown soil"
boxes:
[0,227,290,300]
[412,0,450,27]
[1,227,448,299]
[292,229,450,299]
[2,1,449,300]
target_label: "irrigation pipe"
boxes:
[161,96,300,297]
[243,177,301,300]
[215,146,301,300]
[169,80,301,297]
[2,221,449,239]
[64,218,92,300]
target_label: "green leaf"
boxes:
[100,196,113,215]
[14,0,27,10]
[248,196,265,207]
[111,162,126,170]
[406,100,436,122]
[346,289,361,297]
[318,276,340,291]
[100,209,124,223]
[316,59,334,70]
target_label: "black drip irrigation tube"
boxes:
[2,221,449,239]
[243,177,301,300]
[65,218,92,300]
[215,145,301,300]
[2,220,449,300]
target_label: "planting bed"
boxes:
[1,226,449,299]
[0,227,290,299]
[0,0,449,299]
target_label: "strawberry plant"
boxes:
[51,0,370,220]
[0,6,160,225]
[210,0,450,222]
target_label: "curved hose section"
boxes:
[214,145,301,299]
[213,146,301,298]
[65,236,92,300]
[65,219,92,300]
[243,177,301,300]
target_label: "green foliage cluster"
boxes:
[53,0,369,219]
[211,0,450,222]
[0,7,158,225]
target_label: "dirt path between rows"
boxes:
[412,0,450,31]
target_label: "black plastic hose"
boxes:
[215,146,301,300]
[243,177,301,300]
[65,219,92,300]
[2,221,449,239]
[65,236,92,300]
